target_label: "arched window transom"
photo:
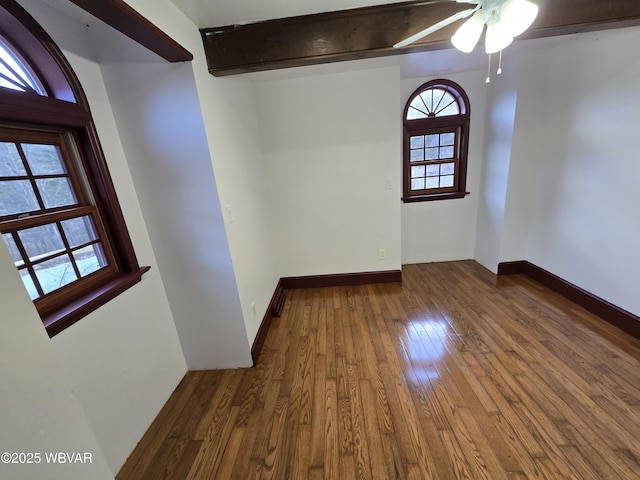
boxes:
[0,36,44,94]
[407,87,461,119]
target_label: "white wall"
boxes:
[511,28,640,316]
[0,240,114,480]
[118,0,279,349]
[401,70,486,264]
[193,76,279,345]
[4,1,189,476]
[473,59,520,272]
[471,27,640,317]
[96,52,252,370]
[255,67,402,276]
[497,48,548,264]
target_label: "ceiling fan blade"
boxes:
[393,7,479,48]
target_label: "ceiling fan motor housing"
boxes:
[482,0,508,25]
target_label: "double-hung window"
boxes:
[1,128,116,313]
[402,79,471,202]
[0,0,148,336]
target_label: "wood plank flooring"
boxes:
[116,261,640,480]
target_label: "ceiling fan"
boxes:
[394,0,539,54]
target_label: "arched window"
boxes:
[0,0,148,336]
[402,79,470,202]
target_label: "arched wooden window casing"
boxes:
[402,79,471,202]
[0,0,148,336]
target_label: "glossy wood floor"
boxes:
[116,261,640,480]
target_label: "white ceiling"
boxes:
[36,0,566,80]
[169,0,397,28]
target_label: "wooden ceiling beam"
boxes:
[68,0,192,62]
[200,0,640,76]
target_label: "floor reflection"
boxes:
[401,316,450,383]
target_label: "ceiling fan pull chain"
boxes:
[497,49,503,75]
[486,52,492,83]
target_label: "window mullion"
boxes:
[432,88,445,114]
[56,219,81,279]
[0,54,35,92]
[435,99,456,116]
[25,263,44,298]
[10,230,45,298]
[0,205,94,231]
[418,93,430,115]
[14,142,47,211]
[0,70,30,92]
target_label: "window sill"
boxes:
[402,191,470,203]
[43,266,151,337]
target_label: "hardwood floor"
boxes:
[116,261,640,480]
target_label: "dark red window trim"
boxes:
[402,79,471,203]
[0,0,149,337]
[43,267,150,337]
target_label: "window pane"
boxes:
[36,177,76,209]
[410,136,424,149]
[0,142,26,176]
[440,146,454,159]
[407,107,427,120]
[411,165,425,178]
[409,97,428,116]
[1,232,24,266]
[440,132,455,146]
[434,93,460,116]
[426,147,439,160]
[441,163,455,175]
[0,179,39,216]
[441,175,455,187]
[34,253,78,294]
[426,177,440,189]
[438,101,460,116]
[18,223,65,261]
[426,134,439,147]
[62,216,98,248]
[411,178,425,190]
[418,92,433,113]
[23,144,66,175]
[410,149,424,162]
[20,269,39,300]
[0,39,43,94]
[0,46,28,91]
[426,164,439,177]
[74,243,106,277]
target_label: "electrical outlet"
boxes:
[379,249,386,260]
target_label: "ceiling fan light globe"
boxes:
[451,12,485,53]
[500,0,539,37]
[485,21,513,53]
